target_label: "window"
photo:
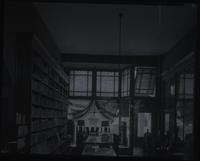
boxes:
[176,71,194,141]
[121,68,130,97]
[69,70,92,96]
[178,73,194,99]
[137,113,152,137]
[96,71,119,97]
[134,67,156,97]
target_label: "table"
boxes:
[82,135,116,156]
[82,144,116,156]
[84,135,113,144]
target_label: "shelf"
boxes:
[32,103,66,112]
[32,117,67,120]
[31,130,64,147]
[30,36,69,154]
[32,89,63,103]
[32,60,49,77]
[31,124,66,134]
[32,74,49,88]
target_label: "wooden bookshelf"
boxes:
[16,113,29,152]
[30,36,69,154]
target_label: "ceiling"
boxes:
[34,3,196,56]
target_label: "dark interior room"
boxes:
[1,0,200,161]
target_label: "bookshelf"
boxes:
[16,113,29,152]
[30,36,69,154]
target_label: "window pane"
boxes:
[101,72,114,76]
[115,77,119,93]
[101,77,114,92]
[96,71,119,97]
[88,76,92,91]
[140,74,151,89]
[135,67,156,97]
[96,76,101,92]
[178,73,194,99]
[69,70,92,96]
[121,69,130,97]
[74,71,87,75]
[70,76,74,91]
[185,75,194,96]
[74,76,87,91]
[137,113,152,137]
[74,92,87,96]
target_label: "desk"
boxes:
[85,136,101,144]
[82,135,116,156]
[84,135,113,144]
[82,144,116,156]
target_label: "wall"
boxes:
[162,28,196,73]
[2,1,61,152]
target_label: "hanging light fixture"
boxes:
[118,12,123,143]
[117,12,123,101]
[158,5,162,25]
[118,12,123,69]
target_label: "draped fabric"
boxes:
[68,99,119,120]
[68,100,91,118]
[96,100,119,119]
[73,100,94,119]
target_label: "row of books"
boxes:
[59,77,68,89]
[31,119,66,132]
[31,141,50,154]
[32,79,48,95]
[32,64,68,98]
[16,112,28,152]
[32,79,66,101]
[32,93,64,110]
[31,129,67,154]
[31,128,58,146]
[32,57,49,75]
[32,64,48,84]
[31,47,69,153]
[48,79,68,97]
[32,43,69,84]
[32,106,67,118]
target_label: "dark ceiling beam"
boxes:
[61,53,161,66]
[12,0,198,5]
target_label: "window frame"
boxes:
[69,70,93,97]
[121,67,131,97]
[96,70,119,98]
[134,66,156,97]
